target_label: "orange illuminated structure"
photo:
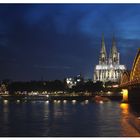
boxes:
[120,48,140,103]
[120,48,140,87]
[122,89,128,103]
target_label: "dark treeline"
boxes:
[71,81,103,92]
[6,80,105,94]
[8,80,65,94]
[4,79,121,95]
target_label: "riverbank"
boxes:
[122,115,140,137]
[129,111,140,135]
[0,94,123,102]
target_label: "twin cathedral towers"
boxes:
[93,34,126,83]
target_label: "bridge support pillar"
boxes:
[128,87,140,104]
[122,89,128,103]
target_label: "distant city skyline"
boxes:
[0,4,139,81]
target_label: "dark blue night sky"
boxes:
[0,4,140,81]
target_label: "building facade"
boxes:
[66,74,84,88]
[93,35,126,83]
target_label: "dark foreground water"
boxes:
[0,100,139,137]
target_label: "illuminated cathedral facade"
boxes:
[93,35,126,83]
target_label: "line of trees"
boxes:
[5,80,104,94]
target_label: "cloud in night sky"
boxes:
[0,4,140,81]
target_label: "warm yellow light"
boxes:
[120,103,129,115]
[120,103,128,109]
[122,89,128,102]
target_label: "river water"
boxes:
[0,100,139,137]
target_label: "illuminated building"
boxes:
[74,74,84,84]
[66,78,75,88]
[66,74,84,88]
[93,34,126,83]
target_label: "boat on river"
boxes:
[94,95,110,103]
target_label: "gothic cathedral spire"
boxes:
[94,34,126,83]
[109,35,119,65]
[99,33,107,64]
[111,35,117,54]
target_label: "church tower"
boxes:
[99,34,107,65]
[109,35,119,65]
[93,34,126,83]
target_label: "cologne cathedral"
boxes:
[93,35,126,83]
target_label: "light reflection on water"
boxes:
[120,103,129,117]
[0,100,139,136]
[120,103,140,136]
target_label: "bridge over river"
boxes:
[120,48,140,103]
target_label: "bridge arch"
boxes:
[120,71,130,85]
[130,49,140,83]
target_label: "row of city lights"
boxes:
[15,91,68,95]
[3,99,90,104]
